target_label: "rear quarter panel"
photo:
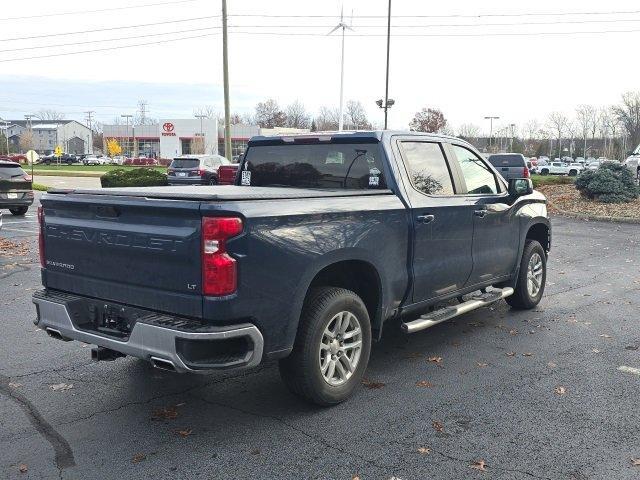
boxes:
[201,194,409,356]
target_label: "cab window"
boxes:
[400,141,454,195]
[451,145,499,195]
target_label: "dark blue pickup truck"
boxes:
[33,131,550,405]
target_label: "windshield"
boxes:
[241,143,387,189]
[0,164,26,179]
[487,154,525,167]
[170,158,200,169]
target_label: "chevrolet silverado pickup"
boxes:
[33,131,551,405]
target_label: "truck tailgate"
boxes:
[41,193,203,318]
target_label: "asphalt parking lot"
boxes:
[1,204,639,479]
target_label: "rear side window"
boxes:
[452,146,499,195]
[0,164,25,179]
[488,154,525,167]
[400,142,454,195]
[242,143,386,189]
[171,158,200,169]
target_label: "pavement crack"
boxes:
[0,374,76,470]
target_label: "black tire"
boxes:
[569,169,577,176]
[540,169,549,176]
[209,177,217,186]
[9,207,28,216]
[279,287,372,406]
[506,240,546,310]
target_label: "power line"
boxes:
[0,26,219,53]
[0,15,220,43]
[229,9,640,19]
[0,0,204,22]
[0,32,219,63]
[226,28,640,37]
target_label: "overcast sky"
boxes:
[1,0,639,134]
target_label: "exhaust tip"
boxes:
[151,357,177,372]
[45,327,70,341]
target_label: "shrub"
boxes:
[100,168,167,188]
[32,183,50,191]
[575,162,639,203]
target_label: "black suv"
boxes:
[167,155,230,186]
[0,161,34,215]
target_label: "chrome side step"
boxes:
[401,287,514,334]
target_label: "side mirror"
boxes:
[508,178,533,197]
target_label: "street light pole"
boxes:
[484,116,499,149]
[222,0,232,161]
[383,0,392,129]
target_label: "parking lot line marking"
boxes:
[618,366,640,376]
[0,227,38,233]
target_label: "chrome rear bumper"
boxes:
[32,290,264,373]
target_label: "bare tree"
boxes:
[254,99,287,128]
[191,136,205,155]
[409,108,447,133]
[547,112,569,158]
[37,109,65,121]
[194,105,218,119]
[284,100,311,129]
[314,106,341,131]
[18,130,34,152]
[613,91,640,153]
[457,123,481,140]
[575,105,596,158]
[344,100,371,130]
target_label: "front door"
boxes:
[447,144,519,286]
[395,139,474,304]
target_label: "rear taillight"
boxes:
[23,174,32,181]
[199,169,206,177]
[523,166,530,178]
[202,217,243,296]
[38,206,45,267]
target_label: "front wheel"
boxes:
[279,287,372,406]
[540,169,549,176]
[9,207,28,216]
[506,240,546,310]
[569,169,578,176]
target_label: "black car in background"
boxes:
[167,155,231,186]
[0,160,34,215]
[487,153,530,181]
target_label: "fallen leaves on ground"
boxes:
[505,352,516,357]
[432,421,444,433]
[547,362,557,368]
[554,386,567,395]
[631,458,640,466]
[522,352,534,357]
[509,329,518,336]
[8,382,22,389]
[132,453,146,463]
[352,476,361,480]
[599,334,612,339]
[417,447,431,455]
[416,380,434,388]
[151,405,179,420]
[18,463,28,473]
[427,356,443,364]
[361,378,385,389]
[471,459,487,471]
[175,428,192,438]
[537,184,640,220]
[592,348,601,353]
[0,238,30,258]
[49,383,73,391]
[476,362,488,368]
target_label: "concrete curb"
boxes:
[33,171,105,178]
[553,212,640,224]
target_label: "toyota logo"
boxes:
[163,122,175,132]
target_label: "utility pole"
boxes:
[85,110,94,154]
[509,123,516,152]
[484,116,499,150]
[383,0,391,129]
[121,114,133,157]
[195,114,206,154]
[24,115,34,155]
[222,0,232,161]
[1,119,9,155]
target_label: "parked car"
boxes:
[575,157,586,165]
[83,155,109,166]
[538,161,582,176]
[217,164,239,185]
[40,153,76,165]
[33,131,551,405]
[110,156,128,165]
[586,157,597,165]
[487,153,530,181]
[0,160,34,215]
[538,156,550,164]
[623,145,640,180]
[167,154,230,185]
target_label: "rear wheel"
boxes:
[9,207,28,216]
[209,177,217,186]
[506,240,546,310]
[569,169,578,176]
[540,169,549,176]
[279,287,371,406]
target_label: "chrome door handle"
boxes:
[416,214,435,224]
[474,209,488,218]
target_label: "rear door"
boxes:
[394,138,474,303]
[447,144,519,286]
